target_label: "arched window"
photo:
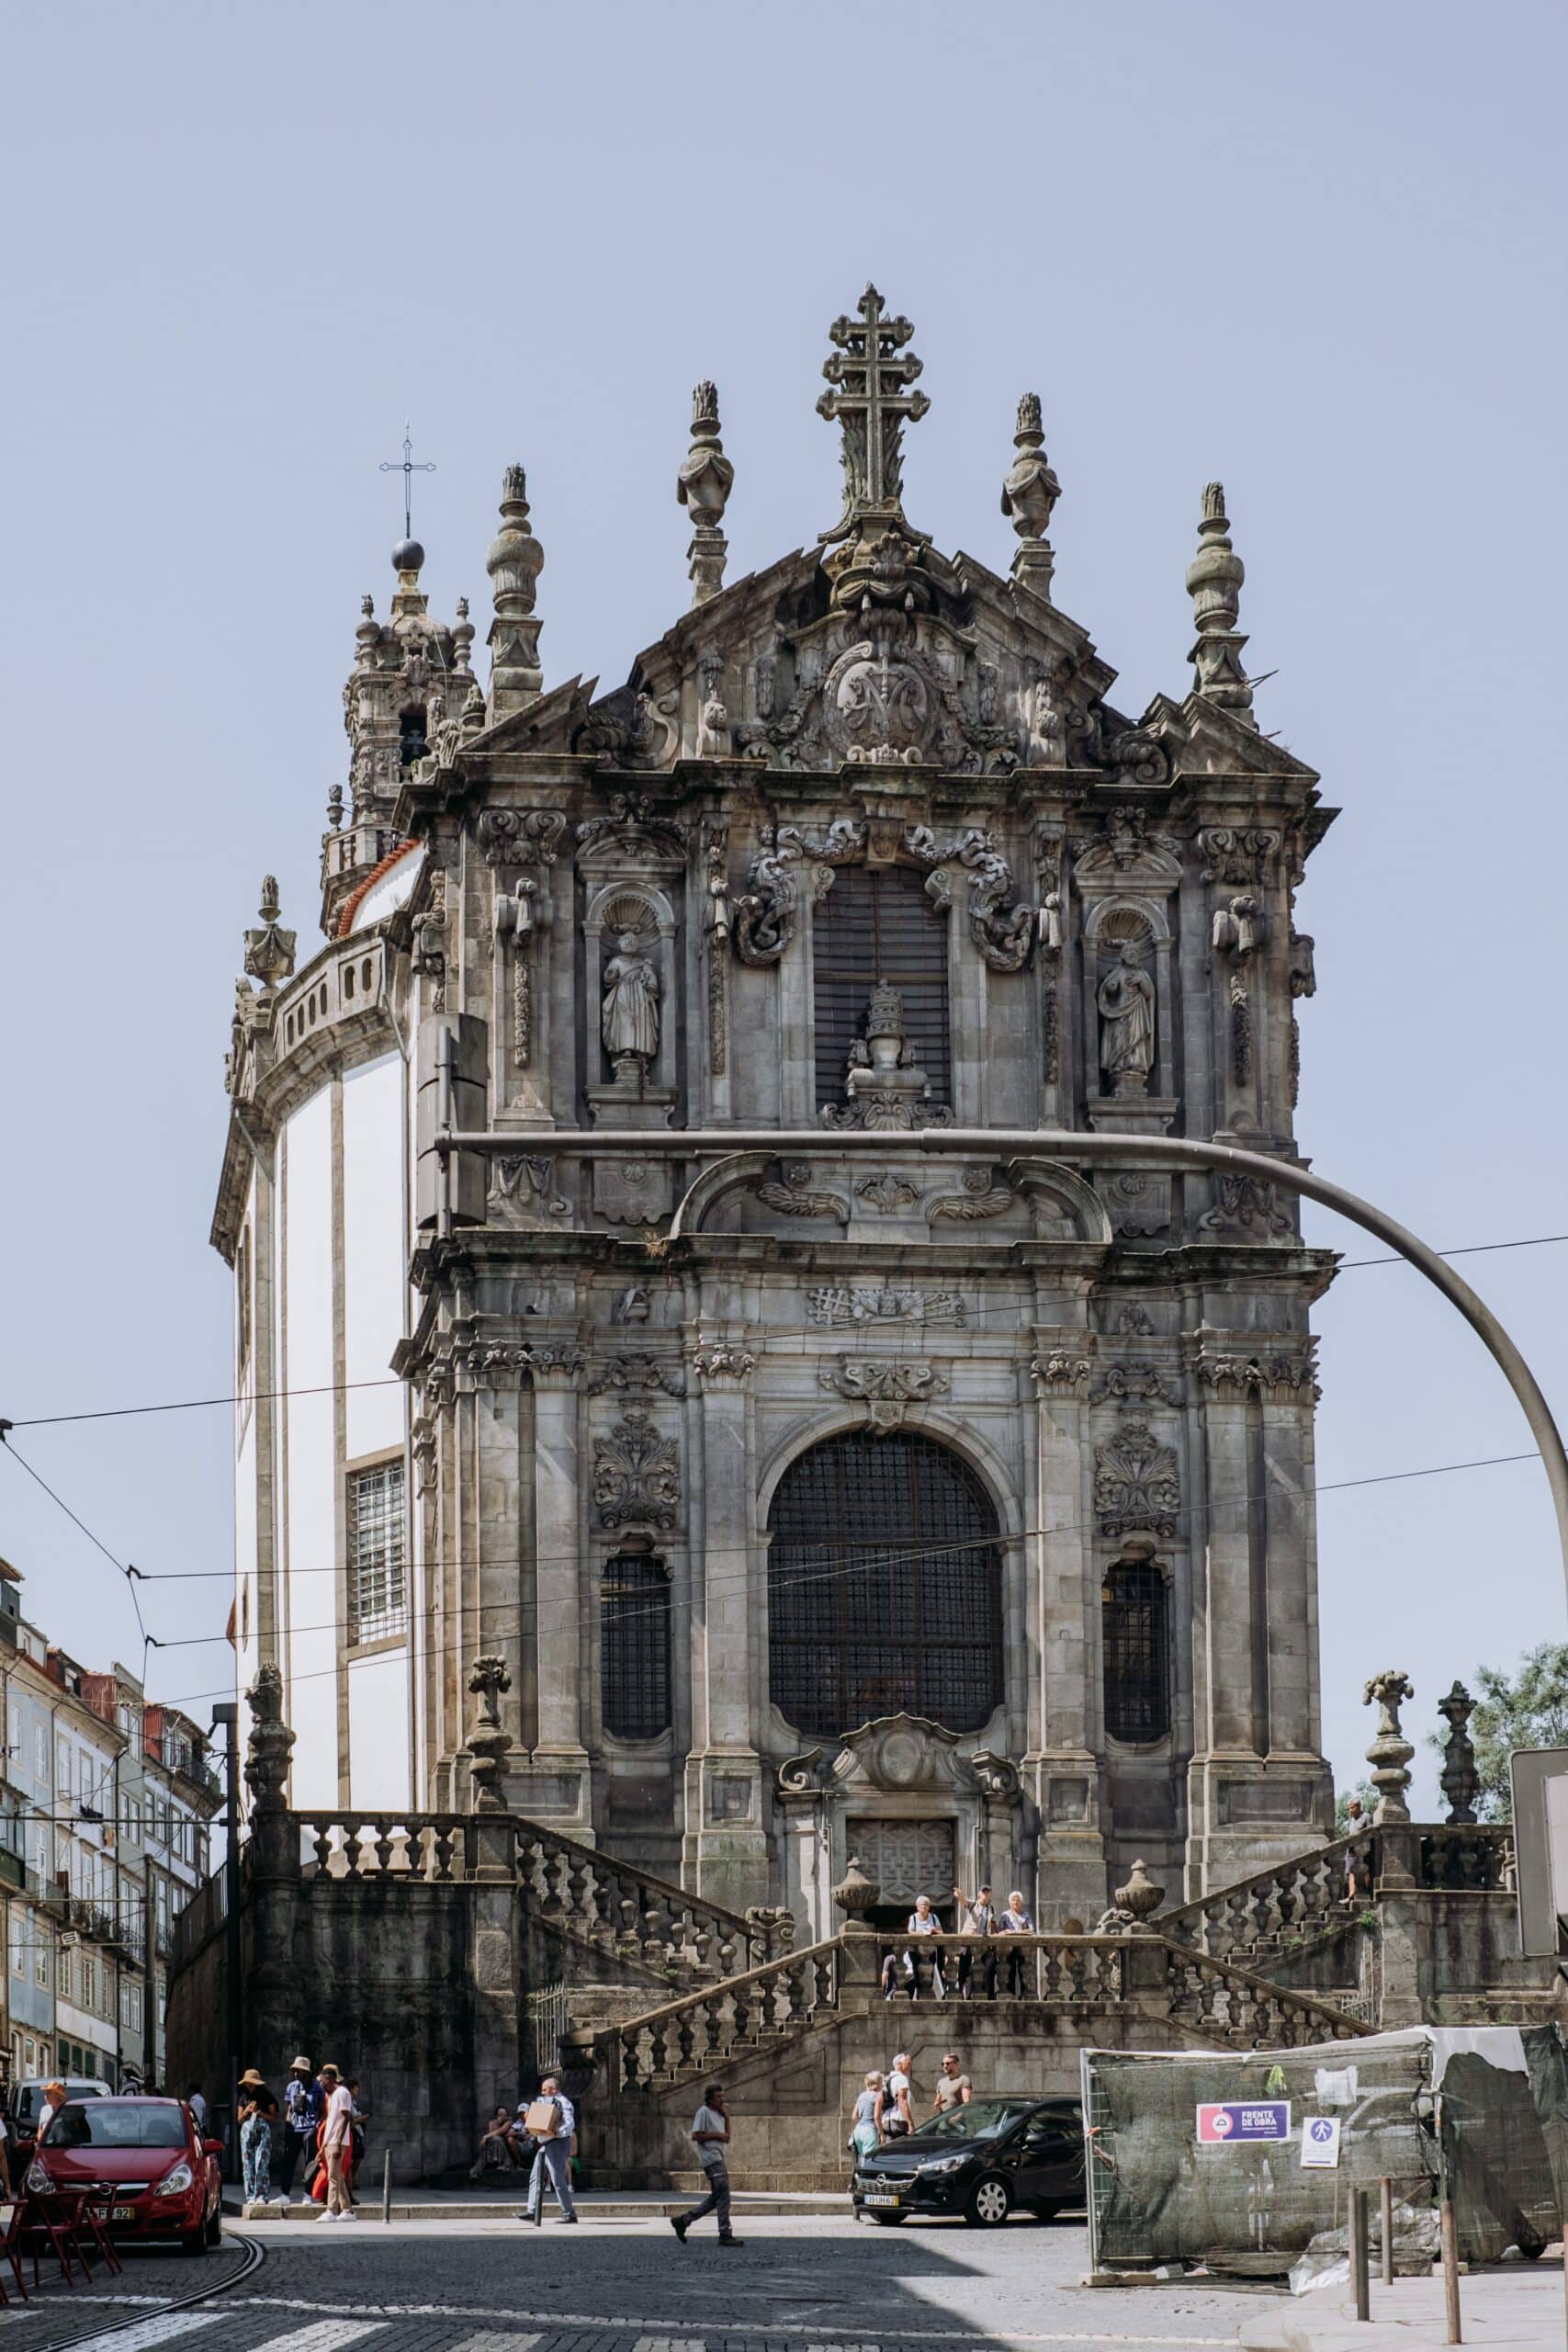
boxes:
[399,706,428,768]
[813,863,950,1111]
[768,1431,1002,1738]
[601,1553,671,1740]
[1102,1552,1169,1742]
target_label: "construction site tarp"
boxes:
[1083,2025,1566,2278]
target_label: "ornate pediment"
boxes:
[773,1713,1019,1803]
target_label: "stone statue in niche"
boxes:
[1097,945,1156,1095]
[602,931,660,1078]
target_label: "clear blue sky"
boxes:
[3,0,1563,1811]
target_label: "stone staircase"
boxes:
[1156,1828,1373,1976]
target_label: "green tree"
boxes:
[1466,1642,1568,1820]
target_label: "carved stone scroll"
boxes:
[592,1408,681,1530]
[1094,1419,1180,1538]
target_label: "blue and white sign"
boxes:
[1301,2114,1342,2168]
[1196,2100,1292,2144]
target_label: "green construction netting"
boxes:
[1084,2026,1565,2276]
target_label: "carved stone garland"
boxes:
[1093,1419,1180,1539]
[592,1408,681,1532]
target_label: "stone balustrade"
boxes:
[874,1928,1127,2005]
[615,1936,843,2092]
[1419,1824,1514,1891]
[515,1822,791,1983]
[1157,1828,1374,1960]
[290,1808,787,1988]
[297,1813,484,1882]
[1159,1942,1370,2046]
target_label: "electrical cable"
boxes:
[3,1225,1566,1430]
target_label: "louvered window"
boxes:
[1102,1559,1170,1741]
[768,1432,1002,1738]
[813,864,950,1110]
[601,1555,672,1739]
[348,1461,408,1644]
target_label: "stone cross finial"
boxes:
[1185,480,1257,727]
[466,1653,513,1813]
[1438,1679,1481,1825]
[678,379,735,606]
[1001,391,1061,597]
[486,465,545,720]
[243,876,297,989]
[1363,1669,1416,1824]
[818,284,930,537]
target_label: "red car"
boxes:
[28,2098,223,2253]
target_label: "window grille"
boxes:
[813,863,951,1110]
[348,1461,408,1644]
[601,1555,671,1741]
[768,1432,1002,1738]
[1101,1559,1170,1741]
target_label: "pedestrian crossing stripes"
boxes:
[51,2316,223,2352]
[265,2327,391,2350]
[445,2338,541,2351]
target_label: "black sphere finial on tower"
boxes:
[379,423,435,573]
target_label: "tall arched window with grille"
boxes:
[1101,1552,1170,1742]
[813,862,950,1111]
[767,1430,1002,1738]
[601,1553,672,1740]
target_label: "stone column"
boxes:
[522,1342,592,1835]
[1186,1350,1265,1891]
[683,1339,770,1911]
[1259,1374,1318,1758]
[1027,1335,1107,1927]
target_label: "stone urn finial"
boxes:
[243,1661,296,1815]
[1111,1857,1166,1934]
[467,1654,513,1815]
[1438,1679,1481,1826]
[1363,1669,1416,1824]
[832,1855,880,1924]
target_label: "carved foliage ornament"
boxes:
[478,808,567,865]
[1090,1363,1182,1407]
[587,1353,686,1398]
[1200,1173,1294,1238]
[1094,1419,1180,1538]
[576,790,687,854]
[926,1164,1016,1222]
[855,1172,919,1213]
[1199,826,1280,886]
[592,1408,681,1529]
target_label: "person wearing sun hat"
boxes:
[278,2055,323,2207]
[237,2068,278,2207]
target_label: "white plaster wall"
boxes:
[342,1055,405,1462]
[282,1088,337,1805]
[347,1647,411,1810]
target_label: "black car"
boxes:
[852,2095,1085,2228]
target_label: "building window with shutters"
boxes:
[600,1553,671,1741]
[813,862,951,1111]
[347,1459,408,1644]
[1101,1549,1170,1743]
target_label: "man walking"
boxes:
[317,2064,355,2222]
[671,2083,742,2245]
[278,2057,321,2206]
[523,2073,578,2225]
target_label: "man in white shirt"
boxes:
[671,2082,742,2245]
[522,2074,578,2224]
[317,2064,355,2221]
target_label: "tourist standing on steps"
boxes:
[671,2083,742,2245]
[997,1889,1034,1997]
[317,2064,355,2222]
[523,2074,578,2225]
[278,2057,322,2205]
[953,1883,999,2000]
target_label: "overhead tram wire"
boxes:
[4,1227,1567,1433]
[133,1443,1547,1655]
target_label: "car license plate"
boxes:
[863,2192,901,2209]
[112,2206,137,2221]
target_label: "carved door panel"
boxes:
[847,1816,956,1916]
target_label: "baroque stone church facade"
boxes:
[213,290,1337,1932]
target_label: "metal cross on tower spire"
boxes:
[818,285,929,539]
[379,424,436,541]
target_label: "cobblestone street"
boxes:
[0,2216,1254,2352]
